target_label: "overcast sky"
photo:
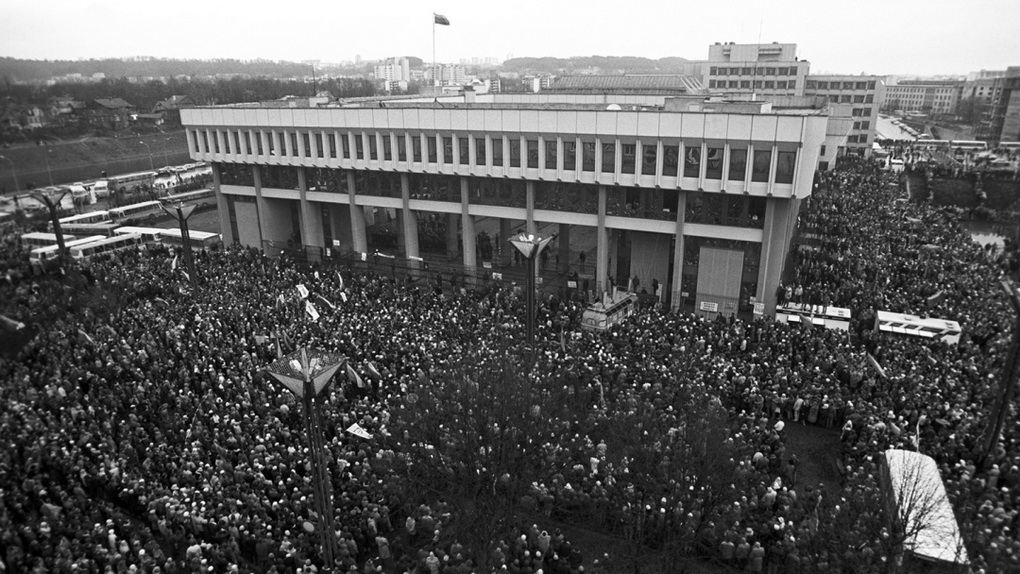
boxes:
[1,0,1017,76]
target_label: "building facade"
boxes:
[998,67,1020,143]
[704,42,809,97]
[181,94,829,317]
[804,75,886,154]
[884,80,963,115]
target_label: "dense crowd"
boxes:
[1,156,1018,573]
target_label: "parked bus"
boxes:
[996,141,1020,152]
[108,170,158,195]
[874,310,962,345]
[581,291,639,331]
[880,449,969,572]
[29,235,106,263]
[60,222,120,238]
[166,188,215,206]
[949,140,988,152]
[114,226,165,244]
[109,201,163,223]
[20,232,77,250]
[70,233,145,260]
[776,303,852,331]
[158,228,222,251]
[56,210,112,227]
[912,139,950,150]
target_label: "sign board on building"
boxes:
[492,272,503,280]
[567,281,578,289]
[483,261,492,269]
[754,302,765,315]
[699,301,719,312]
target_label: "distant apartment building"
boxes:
[804,75,885,153]
[884,80,963,115]
[374,58,411,83]
[425,64,466,86]
[704,42,809,97]
[964,70,1004,107]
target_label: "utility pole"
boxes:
[982,280,1020,461]
[32,189,69,259]
[160,203,199,288]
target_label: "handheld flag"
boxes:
[346,423,373,439]
[171,255,178,272]
[866,353,887,379]
[274,331,283,359]
[346,363,365,388]
[305,301,320,322]
[315,293,336,310]
[77,328,94,344]
[336,272,344,291]
[296,284,309,299]
[434,13,450,25]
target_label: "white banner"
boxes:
[346,423,372,439]
[296,284,309,299]
[305,301,319,322]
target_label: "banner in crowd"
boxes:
[305,301,319,322]
[296,284,309,299]
[346,423,372,439]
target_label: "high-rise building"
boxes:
[704,42,810,97]
[181,92,834,317]
[804,75,886,154]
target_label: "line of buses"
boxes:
[22,226,221,264]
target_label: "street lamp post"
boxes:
[31,188,69,259]
[509,232,554,350]
[139,141,154,171]
[0,155,19,195]
[160,202,199,288]
[266,347,346,573]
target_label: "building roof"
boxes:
[547,75,704,94]
[93,98,134,110]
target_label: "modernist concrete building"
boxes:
[181,93,831,317]
[884,80,963,115]
[804,75,886,153]
[704,42,809,97]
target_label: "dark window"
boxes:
[328,133,336,158]
[709,80,717,89]
[221,131,229,154]
[621,144,635,174]
[476,137,486,166]
[777,81,787,90]
[752,150,771,182]
[764,81,775,89]
[545,140,557,170]
[244,132,252,154]
[527,139,539,169]
[492,137,503,166]
[741,80,750,89]
[855,82,867,90]
[290,132,299,157]
[729,148,747,180]
[397,136,407,161]
[383,135,392,161]
[582,141,596,172]
[705,147,724,179]
[765,67,776,76]
[233,131,241,154]
[641,143,657,175]
[820,145,827,156]
[843,82,854,90]
[316,133,324,158]
[854,95,865,103]
[709,66,717,75]
[776,151,796,184]
[601,141,615,173]
[369,135,378,160]
[412,136,422,162]
[266,132,274,155]
[860,121,870,130]
[788,80,796,90]
[355,134,365,159]
[867,81,876,90]
[865,94,874,103]
[742,67,752,75]
[459,136,469,166]
[427,136,437,163]
[683,145,700,177]
[302,132,312,157]
[816,81,828,90]
[278,132,287,156]
[213,131,220,153]
[443,136,453,165]
[564,141,577,170]
[663,145,679,176]
[509,139,521,168]
[729,81,739,89]
[341,133,350,159]
[255,131,263,155]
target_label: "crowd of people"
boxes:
[0,156,1018,573]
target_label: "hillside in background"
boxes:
[501,55,694,75]
[0,57,326,83]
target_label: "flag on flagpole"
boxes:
[434,13,450,25]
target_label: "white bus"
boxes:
[949,140,988,152]
[874,310,962,345]
[70,233,145,260]
[57,210,112,226]
[166,188,215,206]
[996,141,1020,152]
[60,222,120,237]
[880,449,969,570]
[109,201,163,223]
[776,303,852,331]
[114,226,165,244]
[158,228,222,251]
[20,232,76,250]
[108,170,158,194]
[29,235,106,263]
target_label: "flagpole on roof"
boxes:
[432,14,437,87]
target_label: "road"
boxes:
[876,115,918,141]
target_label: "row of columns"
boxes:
[214,164,794,314]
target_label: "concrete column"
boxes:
[526,180,536,234]
[558,223,571,273]
[211,163,235,245]
[596,185,609,295]
[757,197,796,316]
[460,177,476,273]
[253,164,267,249]
[499,218,513,264]
[671,192,688,311]
[400,173,419,259]
[347,171,367,253]
[297,168,324,253]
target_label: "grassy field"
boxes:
[0,130,191,193]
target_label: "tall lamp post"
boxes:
[139,141,154,171]
[31,188,69,259]
[0,155,19,195]
[509,232,554,350]
[266,347,346,572]
[160,202,199,287]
